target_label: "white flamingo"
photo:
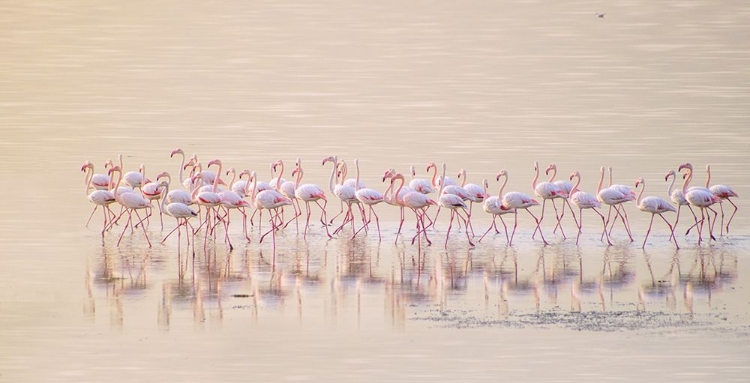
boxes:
[634,177,677,249]
[568,171,610,246]
[479,176,515,243]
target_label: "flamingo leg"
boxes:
[162,222,183,244]
[527,209,548,245]
[601,205,613,241]
[658,213,679,249]
[85,205,99,228]
[532,199,548,240]
[551,199,566,239]
[117,211,132,246]
[642,214,656,249]
[479,216,497,242]
[444,210,455,249]
[457,209,475,247]
[718,201,725,237]
[706,206,718,240]
[316,200,332,238]
[684,205,701,235]
[394,207,405,244]
[499,216,509,243]
[431,206,442,230]
[592,207,612,246]
[508,210,519,246]
[575,208,583,245]
[726,198,738,234]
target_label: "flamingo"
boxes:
[170,148,195,191]
[81,160,111,190]
[545,163,578,234]
[409,165,434,194]
[108,166,153,248]
[382,168,418,243]
[186,154,223,187]
[532,161,568,239]
[293,160,332,239]
[81,162,116,238]
[457,168,485,236]
[479,176,515,243]
[706,164,739,235]
[604,166,636,236]
[568,171,611,246]
[340,159,366,189]
[431,164,470,228]
[498,170,547,246]
[436,164,474,248]
[190,162,223,249]
[248,171,292,264]
[665,169,698,236]
[323,156,359,232]
[427,162,456,188]
[679,163,720,245]
[352,158,385,240]
[141,166,167,229]
[597,166,634,242]
[158,171,193,206]
[390,173,436,253]
[113,154,149,190]
[277,160,301,230]
[634,177,678,249]
[160,181,199,249]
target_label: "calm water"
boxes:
[2,0,750,381]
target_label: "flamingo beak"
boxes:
[569,174,574,181]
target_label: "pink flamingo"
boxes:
[82,162,116,238]
[596,166,634,242]
[604,166,636,236]
[665,169,698,236]
[352,158,385,240]
[634,177,678,249]
[679,164,720,245]
[479,176,515,243]
[498,169,547,246]
[248,171,292,265]
[568,171,611,246]
[108,166,153,248]
[190,163,223,250]
[706,164,739,235]
[391,173,436,253]
[81,160,111,190]
[532,161,567,239]
[160,181,199,250]
[293,160,332,239]
[382,168,418,243]
[457,168,484,236]
[157,171,193,206]
[436,164,474,248]
[431,164,470,228]
[545,163,578,234]
[141,166,167,229]
[170,148,196,191]
[323,156,359,233]
[278,160,301,230]
[409,165,435,194]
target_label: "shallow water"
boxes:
[1,0,750,381]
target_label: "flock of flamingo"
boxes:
[81,149,739,257]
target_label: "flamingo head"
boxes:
[104,159,114,169]
[664,170,675,181]
[569,171,579,181]
[382,168,395,182]
[190,172,203,184]
[158,180,169,189]
[426,162,436,173]
[239,169,250,179]
[545,163,556,176]
[457,169,465,179]
[225,167,235,176]
[291,168,299,177]
[107,165,121,176]
[208,159,222,168]
[170,148,184,158]
[156,171,169,181]
[534,161,539,171]
[678,163,693,172]
[183,158,196,170]
[80,161,93,172]
[495,169,508,182]
[635,177,644,188]
[483,178,489,189]
[322,156,335,166]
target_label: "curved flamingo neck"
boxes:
[439,163,447,194]
[596,167,605,194]
[532,162,539,189]
[460,169,467,187]
[548,166,557,183]
[84,166,93,195]
[705,165,711,188]
[326,156,337,193]
[354,159,361,191]
[160,183,170,212]
[636,180,645,206]
[295,167,304,186]
[277,160,286,189]
[666,172,676,196]
[681,169,692,195]
[498,174,508,198]
[113,169,123,199]
[227,169,236,189]
[211,162,222,193]
[570,172,581,195]
[429,164,438,187]
[608,167,613,187]
[246,172,257,200]
[383,177,394,204]
[394,174,405,205]
[175,151,185,183]
[191,176,201,201]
